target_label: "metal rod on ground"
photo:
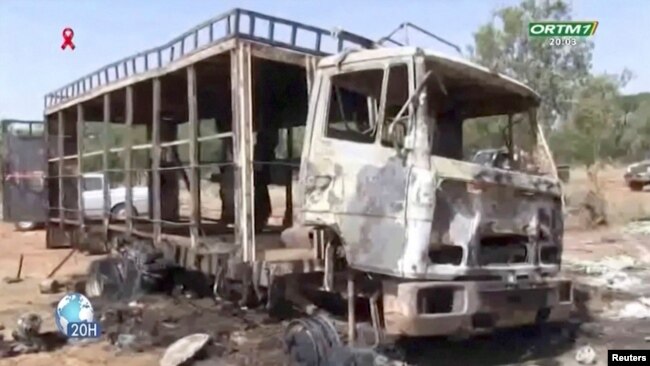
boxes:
[47,249,77,279]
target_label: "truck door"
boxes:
[2,120,47,225]
[301,62,414,274]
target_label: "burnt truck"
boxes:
[43,8,571,362]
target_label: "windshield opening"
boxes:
[324,63,410,146]
[423,59,552,176]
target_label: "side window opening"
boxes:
[325,69,383,143]
[380,64,410,148]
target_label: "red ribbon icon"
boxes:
[61,27,75,50]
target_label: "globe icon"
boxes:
[54,292,95,336]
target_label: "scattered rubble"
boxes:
[601,271,642,291]
[575,344,597,365]
[623,220,650,236]
[229,331,248,347]
[38,278,62,294]
[565,255,647,292]
[616,297,650,319]
[0,312,67,358]
[13,313,42,342]
[160,333,211,366]
[565,255,638,275]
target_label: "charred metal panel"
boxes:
[231,43,256,262]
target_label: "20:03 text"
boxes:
[548,38,578,46]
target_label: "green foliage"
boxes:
[469,0,594,129]
[468,0,648,167]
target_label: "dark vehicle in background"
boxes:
[471,148,570,183]
[471,148,513,169]
[1,120,47,230]
[624,158,650,191]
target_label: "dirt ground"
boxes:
[0,166,649,366]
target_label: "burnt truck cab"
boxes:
[295,48,571,337]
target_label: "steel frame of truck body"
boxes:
[43,8,571,342]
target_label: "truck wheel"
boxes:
[14,221,38,231]
[85,258,124,299]
[111,204,138,220]
[85,257,140,301]
[629,182,645,191]
[284,314,341,366]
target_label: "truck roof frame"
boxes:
[44,8,376,114]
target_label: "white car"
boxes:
[81,173,149,219]
[15,172,149,230]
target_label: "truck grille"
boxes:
[478,235,529,266]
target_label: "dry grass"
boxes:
[564,164,650,228]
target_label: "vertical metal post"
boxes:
[43,117,50,223]
[76,104,85,228]
[124,86,134,236]
[347,271,356,347]
[102,94,111,243]
[57,111,65,228]
[283,127,293,227]
[152,78,162,246]
[231,43,256,262]
[187,66,201,248]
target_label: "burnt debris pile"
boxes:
[0,313,67,358]
[94,294,287,364]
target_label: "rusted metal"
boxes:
[44,8,375,111]
[57,111,64,230]
[187,65,200,248]
[151,78,162,247]
[124,85,134,236]
[76,104,85,229]
[231,43,256,263]
[102,94,111,245]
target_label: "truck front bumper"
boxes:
[382,278,572,337]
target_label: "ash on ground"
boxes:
[92,294,288,365]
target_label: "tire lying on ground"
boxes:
[85,257,140,301]
[85,242,177,300]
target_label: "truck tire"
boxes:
[629,182,645,191]
[284,314,341,366]
[14,221,38,231]
[85,257,140,301]
[110,204,138,220]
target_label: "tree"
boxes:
[555,74,626,166]
[468,0,594,129]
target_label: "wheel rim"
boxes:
[16,221,35,230]
[113,208,127,220]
